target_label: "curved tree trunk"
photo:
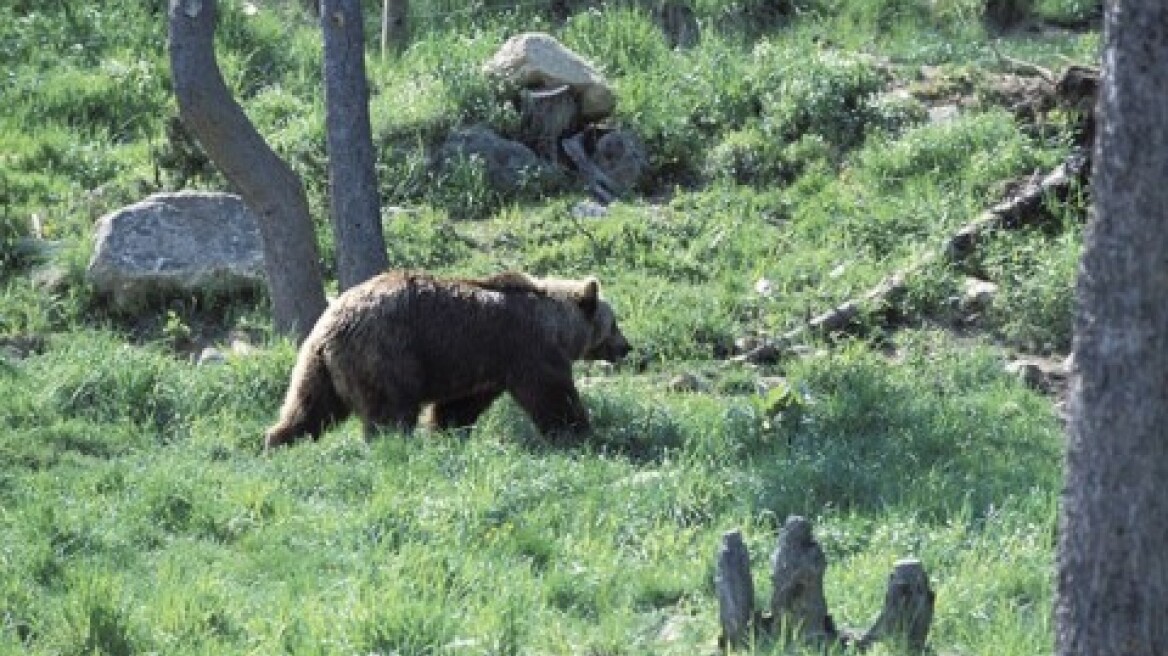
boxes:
[321,0,389,291]
[1056,2,1168,654]
[168,0,327,340]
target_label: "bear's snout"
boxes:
[595,335,631,363]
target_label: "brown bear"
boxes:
[264,269,631,448]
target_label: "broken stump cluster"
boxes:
[715,516,935,653]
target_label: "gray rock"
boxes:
[197,347,227,366]
[961,277,998,313]
[484,32,616,121]
[928,104,960,124]
[87,191,266,311]
[1006,359,1045,389]
[667,372,710,393]
[434,126,558,195]
[593,129,648,194]
[1006,356,1068,393]
[230,338,258,357]
[571,200,609,219]
[731,339,784,365]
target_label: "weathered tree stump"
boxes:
[855,559,935,652]
[519,84,579,159]
[715,530,755,648]
[715,516,934,653]
[769,516,835,642]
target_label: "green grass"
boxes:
[0,0,1092,652]
[1,331,1061,653]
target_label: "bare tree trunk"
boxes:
[321,0,389,290]
[380,0,409,58]
[168,0,327,340]
[1056,2,1168,654]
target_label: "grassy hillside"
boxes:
[1,0,1097,653]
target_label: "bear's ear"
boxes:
[578,277,600,315]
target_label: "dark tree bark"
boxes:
[380,0,409,57]
[321,0,389,291]
[168,0,327,340]
[1056,3,1168,654]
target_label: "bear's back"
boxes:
[326,270,579,363]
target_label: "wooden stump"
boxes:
[856,559,935,652]
[519,85,579,159]
[652,2,700,49]
[714,517,934,653]
[715,530,755,648]
[769,516,835,642]
[563,132,619,204]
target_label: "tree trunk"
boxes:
[321,0,389,291]
[1056,3,1168,655]
[168,0,327,340]
[380,0,409,58]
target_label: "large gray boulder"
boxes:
[87,191,266,311]
[484,32,616,121]
[434,126,560,196]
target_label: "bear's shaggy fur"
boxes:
[264,270,631,448]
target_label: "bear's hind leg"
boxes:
[361,402,421,441]
[334,353,423,441]
[265,365,351,449]
[352,380,422,440]
[429,389,504,431]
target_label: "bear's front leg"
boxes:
[509,375,590,442]
[429,388,504,430]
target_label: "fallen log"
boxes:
[946,149,1091,262]
[743,149,1089,354]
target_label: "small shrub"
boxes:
[705,128,834,186]
[618,41,759,185]
[23,60,165,139]
[980,228,1080,353]
[420,154,513,220]
[753,45,891,152]
[382,207,475,269]
[854,111,1043,191]
[1034,0,1100,22]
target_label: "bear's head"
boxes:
[575,278,632,363]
